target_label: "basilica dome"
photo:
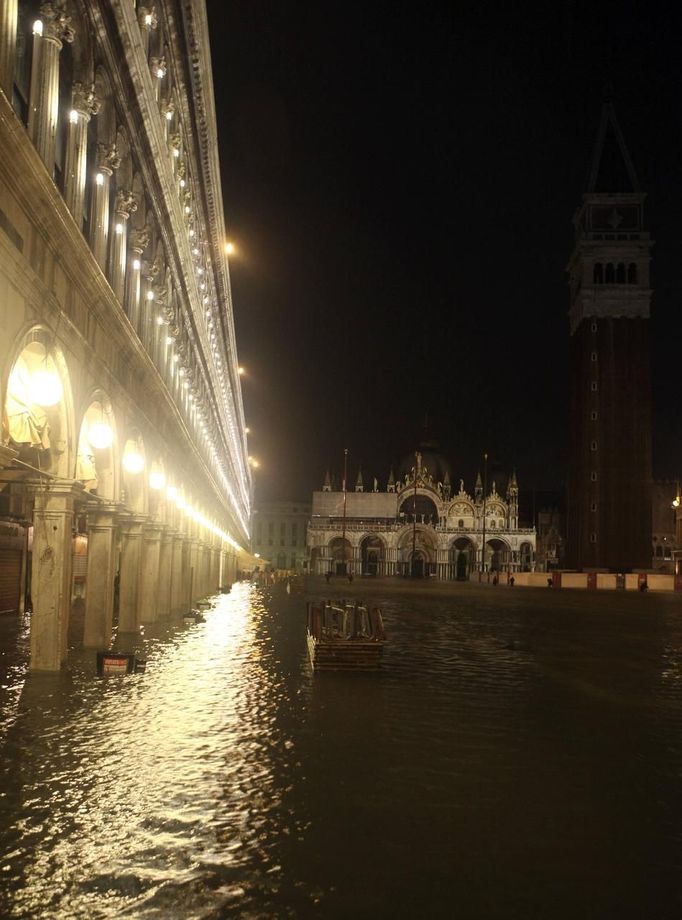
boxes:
[397,437,452,485]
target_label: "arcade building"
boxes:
[307,451,536,579]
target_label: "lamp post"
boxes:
[481,451,488,576]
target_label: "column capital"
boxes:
[162,100,175,122]
[72,81,100,119]
[85,499,121,525]
[150,56,166,79]
[138,6,158,31]
[143,521,165,540]
[114,189,138,221]
[27,478,86,503]
[39,1,75,47]
[129,225,151,254]
[96,142,121,175]
[119,512,148,535]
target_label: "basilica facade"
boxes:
[307,453,536,579]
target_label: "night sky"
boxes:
[206,1,682,503]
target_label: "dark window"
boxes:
[628,263,637,284]
[616,263,626,283]
[605,263,615,283]
[593,263,603,284]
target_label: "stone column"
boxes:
[170,532,185,616]
[156,527,173,618]
[28,2,74,171]
[189,539,200,605]
[109,189,137,303]
[90,142,120,271]
[118,514,146,633]
[0,0,18,98]
[29,480,82,671]
[212,546,221,593]
[63,82,99,228]
[125,226,150,330]
[138,521,162,623]
[83,502,118,648]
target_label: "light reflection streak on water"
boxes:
[0,584,302,919]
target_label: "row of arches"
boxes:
[310,534,535,578]
[2,325,235,530]
[593,262,638,285]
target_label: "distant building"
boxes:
[307,448,536,578]
[252,501,311,571]
[652,481,677,572]
[535,505,566,572]
[566,99,653,571]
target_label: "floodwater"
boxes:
[1,579,682,919]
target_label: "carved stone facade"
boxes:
[308,453,535,578]
[0,1,251,668]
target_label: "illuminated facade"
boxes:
[307,452,536,578]
[0,0,251,668]
[252,500,312,572]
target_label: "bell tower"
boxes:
[566,98,653,571]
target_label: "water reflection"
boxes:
[0,581,681,918]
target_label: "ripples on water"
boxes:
[0,582,682,918]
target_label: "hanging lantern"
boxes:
[88,421,113,450]
[29,368,63,407]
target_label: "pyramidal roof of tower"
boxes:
[587,98,640,194]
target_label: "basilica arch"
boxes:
[397,525,437,577]
[360,534,386,576]
[449,536,475,580]
[328,536,352,575]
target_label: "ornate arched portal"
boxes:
[360,534,385,575]
[328,536,352,575]
[450,537,475,580]
[397,526,437,577]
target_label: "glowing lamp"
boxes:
[225,241,235,255]
[166,485,178,501]
[122,447,144,474]
[69,109,79,124]
[88,421,113,450]
[29,369,62,407]
[149,470,166,490]
[32,19,43,35]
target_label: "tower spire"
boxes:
[587,95,640,194]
